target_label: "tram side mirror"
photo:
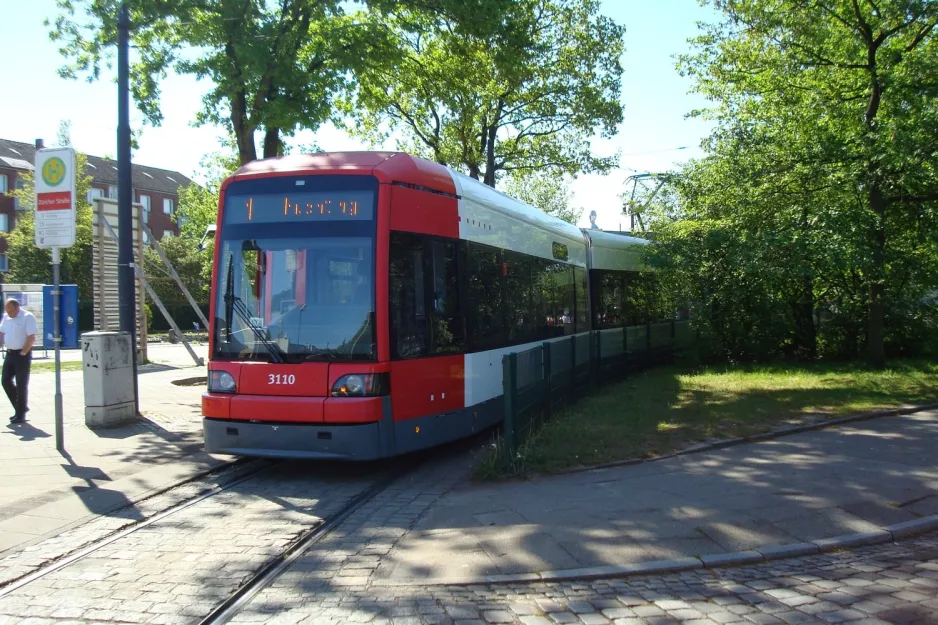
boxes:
[197,224,216,252]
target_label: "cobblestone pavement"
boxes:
[1,439,936,625]
[227,534,938,625]
[0,460,385,624]
[0,460,270,587]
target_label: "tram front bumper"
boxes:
[203,417,386,460]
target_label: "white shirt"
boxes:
[0,309,38,350]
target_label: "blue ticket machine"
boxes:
[42,284,79,349]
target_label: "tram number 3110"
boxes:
[268,374,296,385]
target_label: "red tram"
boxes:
[202,152,657,459]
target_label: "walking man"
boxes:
[0,298,37,424]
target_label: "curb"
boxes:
[554,402,938,476]
[371,514,938,587]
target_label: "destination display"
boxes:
[224,190,374,224]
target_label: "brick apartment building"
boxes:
[0,137,197,277]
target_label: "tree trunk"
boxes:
[467,164,481,180]
[796,273,817,360]
[861,30,885,369]
[483,122,498,187]
[866,182,887,369]
[262,127,281,159]
[795,205,816,360]
[225,32,256,165]
[234,126,257,166]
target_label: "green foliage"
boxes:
[4,154,94,302]
[49,0,516,165]
[148,149,237,310]
[176,148,238,241]
[49,0,384,163]
[347,0,625,186]
[651,0,938,366]
[501,171,582,224]
[142,235,211,308]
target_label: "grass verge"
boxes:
[31,360,84,373]
[475,359,938,480]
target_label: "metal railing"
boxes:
[500,319,695,469]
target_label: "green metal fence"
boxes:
[501,319,695,469]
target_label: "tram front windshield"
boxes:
[212,175,377,362]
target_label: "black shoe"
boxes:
[9,416,25,424]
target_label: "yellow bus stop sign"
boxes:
[41,157,67,187]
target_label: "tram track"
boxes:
[0,446,445,625]
[198,467,413,625]
[199,441,484,625]
[0,456,282,597]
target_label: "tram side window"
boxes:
[592,270,626,329]
[504,250,537,345]
[429,239,464,354]
[574,266,589,333]
[548,263,575,335]
[467,243,506,350]
[530,259,556,340]
[389,233,429,358]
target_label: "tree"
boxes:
[5,154,94,302]
[348,0,625,186]
[645,154,840,362]
[142,236,211,308]
[176,148,239,240]
[502,171,582,224]
[56,120,72,147]
[49,0,515,166]
[140,147,241,313]
[678,0,938,367]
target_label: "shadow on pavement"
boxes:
[368,410,938,582]
[3,421,51,441]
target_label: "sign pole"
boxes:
[35,145,75,455]
[52,247,64,452]
[117,2,139,415]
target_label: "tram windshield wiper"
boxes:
[224,254,235,344]
[223,253,287,364]
[229,297,287,364]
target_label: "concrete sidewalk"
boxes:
[374,409,938,583]
[0,352,221,554]
[27,341,209,366]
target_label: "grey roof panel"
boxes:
[0,138,197,195]
[0,156,33,171]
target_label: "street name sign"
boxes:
[34,147,77,249]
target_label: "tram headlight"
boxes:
[331,373,389,397]
[345,375,366,395]
[208,370,237,394]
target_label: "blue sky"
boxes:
[0,0,721,230]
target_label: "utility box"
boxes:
[42,284,79,349]
[81,331,136,427]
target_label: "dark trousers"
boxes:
[2,349,31,418]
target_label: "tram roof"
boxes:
[228,152,630,252]
[582,229,653,272]
[226,151,456,196]
[583,229,652,249]
[448,169,587,249]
